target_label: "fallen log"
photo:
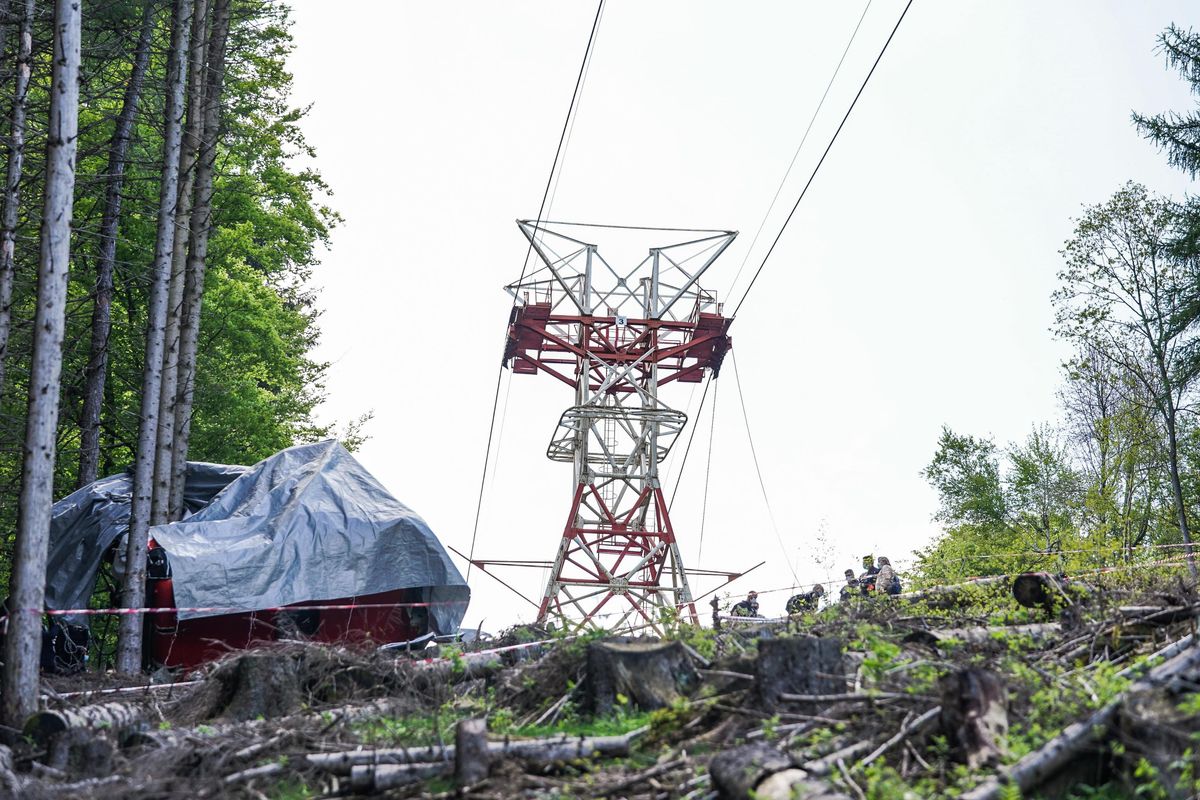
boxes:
[960,639,1200,800]
[1012,572,1091,611]
[803,740,874,777]
[254,730,642,781]
[26,701,149,747]
[895,576,1009,608]
[906,623,1061,647]
[710,743,854,800]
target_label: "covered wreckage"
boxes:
[44,440,469,669]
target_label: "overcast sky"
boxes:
[286,1,1200,630]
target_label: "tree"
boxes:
[1132,25,1200,179]
[0,0,34,400]
[1,0,80,725]
[170,0,231,516]
[78,0,158,489]
[919,425,1080,581]
[1053,183,1200,577]
[116,0,193,675]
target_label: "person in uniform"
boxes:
[839,569,860,600]
[786,584,825,614]
[730,590,761,617]
[859,554,880,594]
[876,556,902,595]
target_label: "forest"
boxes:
[0,0,340,726]
[914,25,1200,594]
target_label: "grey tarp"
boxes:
[150,440,470,633]
[45,462,246,616]
[45,440,469,636]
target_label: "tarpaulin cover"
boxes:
[46,440,470,635]
[45,461,246,617]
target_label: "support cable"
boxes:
[726,0,874,302]
[667,373,714,511]
[731,350,799,585]
[466,0,606,580]
[696,376,720,563]
[731,0,914,318]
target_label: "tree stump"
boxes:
[454,717,488,785]
[939,668,1008,769]
[210,652,302,721]
[586,639,698,713]
[45,727,115,778]
[755,636,844,708]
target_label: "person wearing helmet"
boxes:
[730,591,761,617]
[859,554,880,594]
[876,556,902,595]
[786,584,825,614]
[839,569,860,600]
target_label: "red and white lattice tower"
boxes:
[503,220,737,630]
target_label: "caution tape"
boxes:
[19,600,468,618]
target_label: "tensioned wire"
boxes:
[465,0,607,582]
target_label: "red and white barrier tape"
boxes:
[18,600,468,618]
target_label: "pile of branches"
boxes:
[4,576,1200,799]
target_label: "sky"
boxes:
[285,1,1200,631]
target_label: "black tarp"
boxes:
[45,440,469,635]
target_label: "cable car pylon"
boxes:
[498,220,738,631]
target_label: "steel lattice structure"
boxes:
[501,220,737,630]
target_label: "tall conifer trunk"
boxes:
[0,0,35,399]
[154,0,208,522]
[1,0,80,726]
[171,0,230,516]
[78,0,157,489]
[116,0,192,675]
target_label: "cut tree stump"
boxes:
[1114,688,1200,800]
[45,727,116,778]
[939,669,1008,769]
[586,638,698,713]
[207,652,302,721]
[455,717,488,785]
[755,636,844,707]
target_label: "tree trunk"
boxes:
[1162,398,1196,578]
[171,0,231,517]
[25,702,148,748]
[153,0,208,522]
[116,0,193,675]
[0,0,80,727]
[0,0,34,400]
[77,0,157,489]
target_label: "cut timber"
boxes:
[455,717,488,785]
[710,743,852,800]
[905,623,1061,648]
[1012,572,1090,611]
[351,762,452,792]
[45,727,115,778]
[895,576,1009,609]
[587,639,698,713]
[301,732,637,775]
[26,701,148,747]
[755,636,845,707]
[961,639,1200,800]
[939,669,1007,768]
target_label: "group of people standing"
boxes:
[728,554,902,618]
